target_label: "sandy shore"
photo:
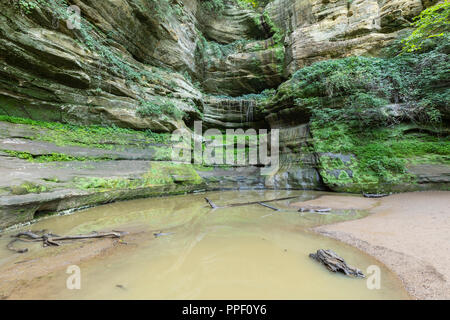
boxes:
[311,191,450,300]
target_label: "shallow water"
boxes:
[0,190,409,299]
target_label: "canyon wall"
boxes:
[2,0,434,131]
[0,0,448,227]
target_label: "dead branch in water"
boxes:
[205,196,298,209]
[257,202,279,211]
[363,193,389,198]
[298,206,331,214]
[7,230,128,253]
[7,238,28,254]
[309,249,365,278]
[205,198,218,209]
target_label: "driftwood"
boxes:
[205,196,298,209]
[205,198,218,209]
[298,206,331,214]
[363,193,389,198]
[257,202,279,211]
[153,232,174,238]
[7,230,127,253]
[7,239,28,254]
[309,249,365,278]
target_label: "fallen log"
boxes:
[205,196,298,209]
[257,202,279,211]
[309,249,365,278]
[7,230,127,253]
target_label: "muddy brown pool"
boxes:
[0,190,409,299]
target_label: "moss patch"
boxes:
[74,162,204,192]
[0,115,171,149]
[11,182,49,195]
[2,150,113,163]
[311,123,450,193]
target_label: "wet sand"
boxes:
[314,191,450,300]
[292,195,380,211]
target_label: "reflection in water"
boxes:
[0,190,409,299]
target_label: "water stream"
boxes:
[0,190,409,299]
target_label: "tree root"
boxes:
[7,230,128,254]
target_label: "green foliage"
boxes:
[2,150,112,162]
[202,0,262,13]
[263,10,284,45]
[12,0,46,14]
[277,36,449,128]
[402,1,450,52]
[11,182,48,195]
[234,0,260,9]
[137,98,184,120]
[74,163,203,191]
[201,0,226,13]
[312,123,450,193]
[277,33,450,193]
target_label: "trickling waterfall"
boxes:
[239,100,243,124]
[203,96,259,129]
[246,100,254,123]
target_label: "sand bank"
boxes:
[314,191,450,300]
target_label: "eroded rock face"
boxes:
[266,0,433,76]
[203,95,266,129]
[195,37,285,96]
[0,119,267,228]
[197,3,263,44]
[265,124,324,190]
[0,0,286,129]
[0,0,447,228]
[0,0,434,131]
[0,0,206,132]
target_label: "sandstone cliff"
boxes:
[0,0,448,228]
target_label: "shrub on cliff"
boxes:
[402,1,450,52]
[281,35,449,128]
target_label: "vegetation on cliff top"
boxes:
[260,1,450,193]
[402,1,450,52]
[293,33,450,192]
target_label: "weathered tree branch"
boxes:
[205,196,298,209]
[309,249,365,278]
[7,230,127,253]
[257,202,279,211]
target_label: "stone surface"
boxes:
[266,0,434,76]
[0,0,448,228]
[265,124,325,190]
[0,119,268,228]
